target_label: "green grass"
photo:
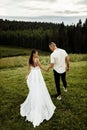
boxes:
[0,46,29,58]
[0,46,87,130]
[0,45,49,58]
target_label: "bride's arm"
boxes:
[36,58,47,71]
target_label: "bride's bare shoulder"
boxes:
[35,58,39,62]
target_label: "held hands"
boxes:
[43,67,50,72]
[44,63,53,72]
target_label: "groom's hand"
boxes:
[66,67,70,72]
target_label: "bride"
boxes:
[20,49,56,127]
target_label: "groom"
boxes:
[47,42,70,100]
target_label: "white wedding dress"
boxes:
[20,66,56,127]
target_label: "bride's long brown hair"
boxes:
[29,49,37,66]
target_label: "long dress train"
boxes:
[20,66,56,127]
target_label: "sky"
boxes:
[0,0,87,17]
[0,0,87,24]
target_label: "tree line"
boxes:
[0,18,87,53]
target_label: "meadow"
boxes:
[0,46,87,130]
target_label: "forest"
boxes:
[0,18,87,53]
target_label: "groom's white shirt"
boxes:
[50,48,68,74]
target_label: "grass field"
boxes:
[0,46,87,130]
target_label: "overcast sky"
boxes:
[0,0,87,17]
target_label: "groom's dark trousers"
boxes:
[53,70,67,96]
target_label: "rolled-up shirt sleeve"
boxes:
[65,51,68,58]
[50,54,55,63]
